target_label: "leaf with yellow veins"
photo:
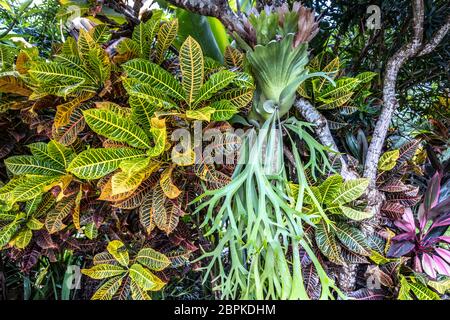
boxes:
[129,263,156,291]
[107,240,129,267]
[81,264,127,280]
[160,166,180,199]
[91,276,123,300]
[185,106,215,121]
[180,36,203,105]
[147,117,166,157]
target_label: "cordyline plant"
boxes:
[388,172,450,279]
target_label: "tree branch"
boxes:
[363,0,425,187]
[294,98,357,180]
[417,14,450,56]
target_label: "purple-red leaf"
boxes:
[431,255,450,276]
[422,253,436,278]
[424,172,441,212]
[435,247,450,264]
[387,240,415,258]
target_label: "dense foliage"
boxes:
[0,0,448,300]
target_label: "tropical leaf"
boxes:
[194,70,237,105]
[93,252,119,266]
[5,156,65,176]
[318,174,342,203]
[224,46,244,69]
[152,185,179,234]
[340,206,374,221]
[160,166,181,199]
[11,176,61,203]
[123,59,185,100]
[334,222,370,256]
[332,178,369,205]
[179,36,204,105]
[147,117,167,157]
[315,221,345,265]
[210,100,238,121]
[45,196,75,234]
[186,106,215,121]
[12,229,32,249]
[139,191,156,235]
[156,19,178,64]
[91,276,123,300]
[214,88,253,108]
[130,280,151,300]
[408,281,440,300]
[129,263,157,291]
[107,240,129,267]
[136,247,171,271]
[68,148,146,180]
[81,264,127,280]
[83,109,150,149]
[378,149,399,171]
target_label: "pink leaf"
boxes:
[436,247,450,264]
[431,255,450,276]
[422,253,436,279]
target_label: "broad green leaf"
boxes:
[119,157,151,174]
[68,148,146,180]
[186,106,215,121]
[26,217,44,230]
[95,101,131,118]
[340,206,374,221]
[129,263,156,291]
[12,229,32,249]
[315,221,345,265]
[194,70,237,105]
[136,248,171,271]
[47,140,75,169]
[408,281,440,300]
[215,88,254,108]
[180,36,204,105]
[93,252,118,265]
[369,250,393,265]
[12,176,61,203]
[91,276,123,300]
[83,109,150,149]
[332,178,369,205]
[156,19,178,64]
[319,174,342,204]
[378,149,399,171]
[111,170,145,196]
[81,264,127,280]
[398,277,413,300]
[123,59,185,100]
[210,100,238,121]
[334,222,370,256]
[107,240,129,267]
[0,221,20,247]
[5,156,66,176]
[90,24,112,44]
[84,222,98,239]
[428,279,450,295]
